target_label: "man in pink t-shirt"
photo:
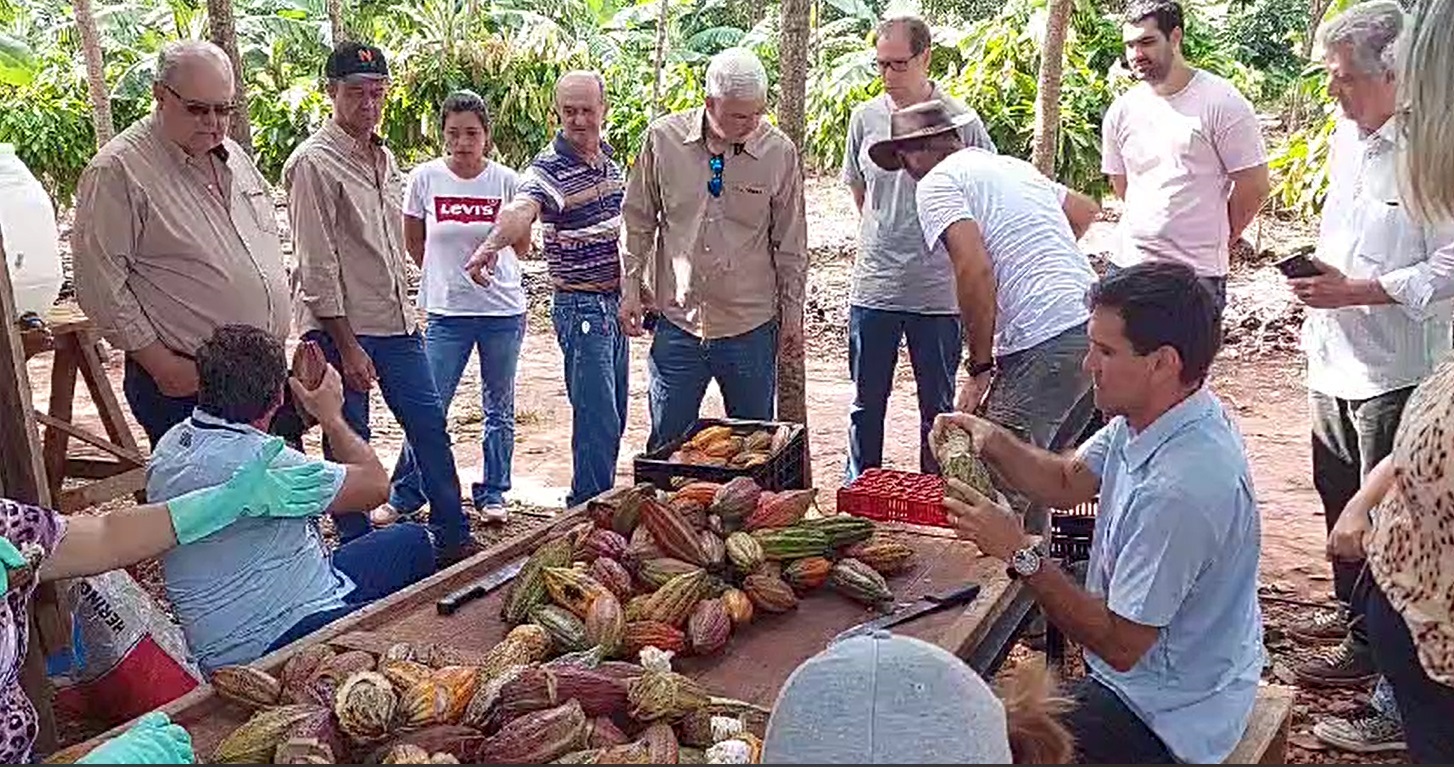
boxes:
[1101,0,1270,317]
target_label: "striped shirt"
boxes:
[517,132,624,290]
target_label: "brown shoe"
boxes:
[1294,638,1378,688]
[1288,609,1348,646]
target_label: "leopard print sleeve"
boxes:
[0,499,66,764]
[1367,357,1454,688]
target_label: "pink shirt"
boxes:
[1102,70,1267,277]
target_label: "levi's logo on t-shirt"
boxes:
[435,196,501,224]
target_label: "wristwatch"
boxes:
[966,359,995,378]
[1006,542,1046,579]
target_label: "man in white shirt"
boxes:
[871,99,1101,533]
[1282,1,1454,740]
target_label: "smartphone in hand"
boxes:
[1275,247,1324,279]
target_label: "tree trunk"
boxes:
[72,0,115,149]
[1030,0,1073,177]
[327,0,346,44]
[206,0,254,153]
[777,0,811,484]
[649,0,671,117]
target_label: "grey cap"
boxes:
[763,631,1013,764]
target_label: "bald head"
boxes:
[152,40,236,156]
[155,40,233,87]
[554,70,607,159]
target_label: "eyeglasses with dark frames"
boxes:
[163,83,239,118]
[875,51,925,72]
[707,153,725,198]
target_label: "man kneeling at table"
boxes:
[146,325,438,673]
[937,261,1263,764]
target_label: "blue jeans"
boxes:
[303,330,468,548]
[551,291,629,508]
[845,306,961,481]
[264,522,436,652]
[391,313,526,510]
[647,319,778,453]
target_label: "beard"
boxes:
[1130,55,1171,83]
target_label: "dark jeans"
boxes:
[1107,262,1226,323]
[1310,386,1412,649]
[981,323,1094,534]
[123,357,306,449]
[392,313,526,511]
[304,330,468,548]
[264,522,436,652]
[551,291,629,508]
[845,306,961,481]
[1364,577,1454,762]
[1063,677,1175,764]
[646,318,778,454]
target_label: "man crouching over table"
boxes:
[936,262,1262,764]
[146,325,437,673]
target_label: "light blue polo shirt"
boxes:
[1075,388,1264,763]
[146,410,351,674]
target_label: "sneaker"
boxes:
[1288,609,1349,646]
[369,503,404,527]
[1294,638,1379,687]
[477,503,509,524]
[1312,707,1406,753]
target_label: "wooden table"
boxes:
[60,506,1029,760]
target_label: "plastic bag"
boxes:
[45,571,201,728]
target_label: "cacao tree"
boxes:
[206,0,254,151]
[72,0,115,147]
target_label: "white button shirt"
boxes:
[1303,118,1454,400]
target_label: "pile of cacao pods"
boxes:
[665,424,792,469]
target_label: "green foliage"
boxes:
[1268,64,1335,216]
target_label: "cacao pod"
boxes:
[626,526,663,564]
[641,721,680,764]
[430,752,461,764]
[212,665,282,709]
[936,424,998,500]
[494,664,630,723]
[280,644,335,699]
[843,538,916,575]
[334,671,398,744]
[503,536,575,624]
[587,715,629,749]
[707,514,726,536]
[543,566,611,618]
[802,514,877,549]
[462,665,531,730]
[433,666,480,722]
[742,573,798,613]
[382,643,416,663]
[594,660,647,680]
[720,588,754,626]
[830,557,895,608]
[584,593,626,655]
[674,497,709,530]
[687,599,732,655]
[634,569,709,627]
[679,746,708,764]
[588,557,635,601]
[639,496,711,566]
[782,556,833,593]
[214,705,324,764]
[581,527,629,562]
[315,650,376,684]
[744,488,816,531]
[478,699,588,764]
[636,557,700,590]
[621,621,687,657]
[724,531,764,574]
[554,747,606,764]
[596,740,651,763]
[752,526,831,560]
[754,561,783,581]
[379,658,434,693]
[677,709,715,748]
[369,725,486,764]
[273,737,335,765]
[479,623,553,681]
[709,476,762,528]
[627,670,711,721]
[670,481,721,509]
[382,744,431,764]
[402,679,453,730]
[531,604,592,653]
[612,483,654,535]
[698,530,726,568]
[281,703,346,764]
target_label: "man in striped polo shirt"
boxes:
[468,70,629,507]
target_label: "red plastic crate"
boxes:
[836,468,950,527]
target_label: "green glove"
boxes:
[77,712,194,765]
[167,438,337,545]
[0,535,26,593]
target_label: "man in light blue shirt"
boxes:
[147,325,436,673]
[936,261,1263,763]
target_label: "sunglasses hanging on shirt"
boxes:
[707,153,725,197]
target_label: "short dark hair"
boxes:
[1088,262,1219,386]
[876,15,932,56]
[1123,0,1184,36]
[440,89,491,134]
[196,325,288,424]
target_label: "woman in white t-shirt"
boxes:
[384,90,531,524]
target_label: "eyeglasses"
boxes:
[875,53,922,73]
[707,153,724,198]
[163,83,238,118]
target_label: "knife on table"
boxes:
[435,557,527,616]
[831,581,982,644]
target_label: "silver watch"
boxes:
[1009,544,1045,578]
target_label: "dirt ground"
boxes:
[36,176,1390,761]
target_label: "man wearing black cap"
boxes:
[283,42,478,566]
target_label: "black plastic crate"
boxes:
[632,418,808,491]
[1049,497,1099,562]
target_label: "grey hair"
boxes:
[1397,0,1454,223]
[154,40,231,85]
[555,70,607,104]
[876,15,932,56]
[1318,0,1406,75]
[705,47,768,101]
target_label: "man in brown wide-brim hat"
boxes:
[877,99,1103,537]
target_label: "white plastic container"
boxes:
[0,143,63,318]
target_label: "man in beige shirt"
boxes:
[72,40,291,447]
[284,42,473,564]
[621,47,808,453]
